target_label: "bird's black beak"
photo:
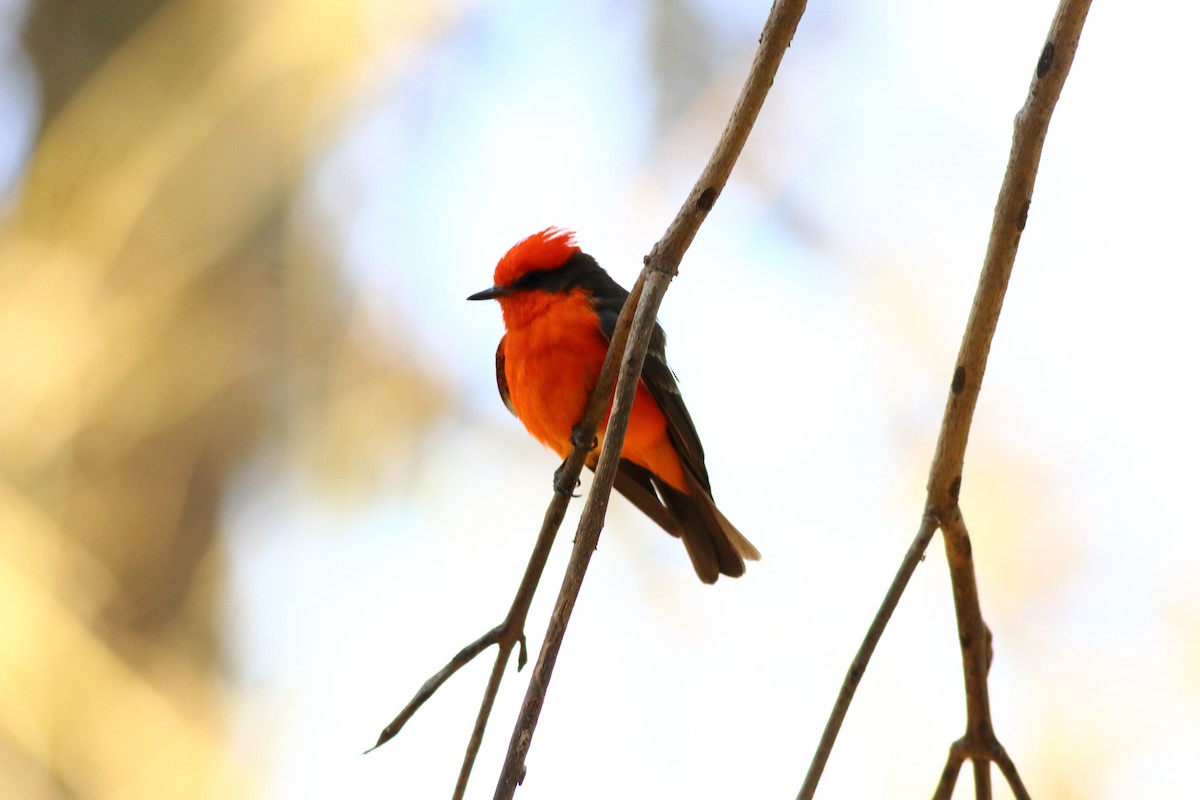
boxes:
[467,285,511,301]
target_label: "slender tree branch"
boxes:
[647,0,810,275]
[993,740,1032,800]
[453,636,519,796]
[926,0,1093,506]
[932,741,966,800]
[800,0,1093,797]
[490,1,811,796]
[369,277,645,800]
[927,2,1092,795]
[973,751,993,800]
[493,270,671,799]
[940,508,995,747]
[367,625,507,755]
[798,514,939,799]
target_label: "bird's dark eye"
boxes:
[513,270,550,290]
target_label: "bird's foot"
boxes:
[569,424,599,452]
[553,462,582,498]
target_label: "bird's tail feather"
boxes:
[660,470,760,584]
[607,459,759,583]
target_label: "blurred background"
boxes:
[1,0,1197,797]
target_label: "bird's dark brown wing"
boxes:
[589,285,712,493]
[611,460,682,537]
[556,251,758,581]
[495,335,515,416]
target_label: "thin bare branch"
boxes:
[491,1,811,796]
[367,625,506,754]
[369,278,645,800]
[993,740,1033,800]
[801,0,1093,796]
[927,1,1093,795]
[649,0,810,275]
[932,741,966,800]
[453,637,518,796]
[940,509,994,736]
[973,755,993,800]
[926,0,1094,507]
[493,270,671,799]
[450,274,645,798]
[798,514,939,799]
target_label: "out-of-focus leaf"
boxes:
[0,1,445,797]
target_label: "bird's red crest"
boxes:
[494,227,581,287]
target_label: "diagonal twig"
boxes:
[798,514,940,799]
[366,624,512,755]
[927,1,1092,795]
[926,0,1094,506]
[369,277,645,800]
[492,268,671,798]
[491,1,811,797]
[800,0,1093,797]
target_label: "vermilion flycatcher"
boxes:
[468,228,759,583]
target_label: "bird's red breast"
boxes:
[490,230,686,490]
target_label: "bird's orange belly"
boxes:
[504,323,686,492]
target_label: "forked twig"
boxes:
[370,277,645,800]
[931,722,1029,800]
[799,0,1093,797]
[367,624,513,754]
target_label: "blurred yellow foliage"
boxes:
[0,0,444,796]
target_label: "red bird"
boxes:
[468,228,759,582]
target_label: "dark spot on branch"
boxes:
[1036,42,1055,79]
[850,663,864,684]
[952,366,966,395]
[1017,199,1031,232]
[949,475,962,500]
[696,186,717,212]
[960,633,972,649]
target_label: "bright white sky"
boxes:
[221,0,1200,797]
